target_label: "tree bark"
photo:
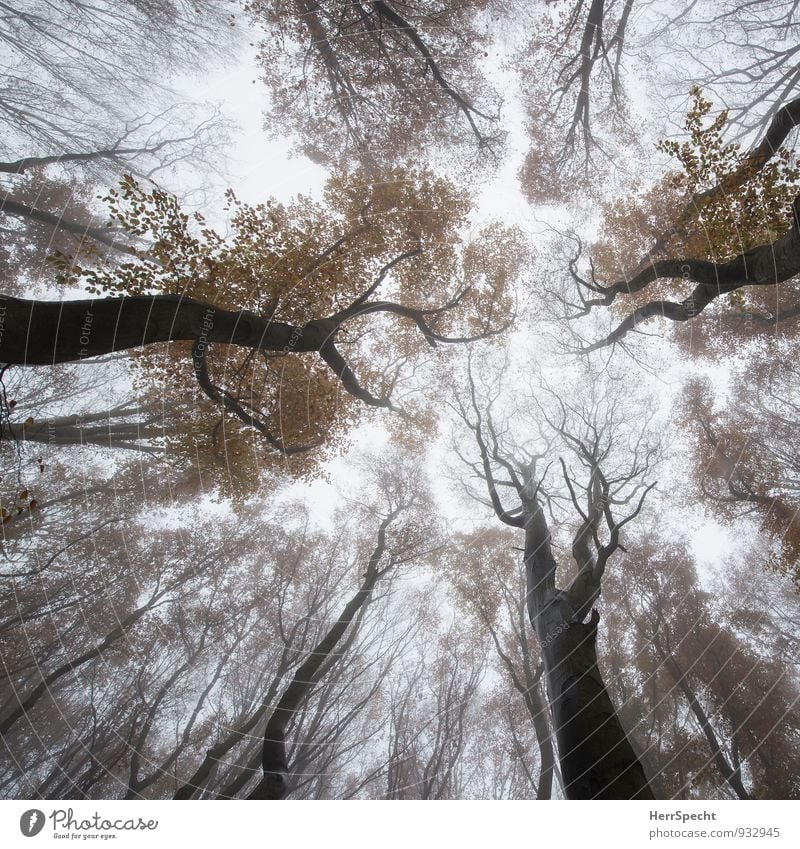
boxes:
[537,609,654,799]
[521,497,654,799]
[0,295,327,366]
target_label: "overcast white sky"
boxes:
[174,42,327,214]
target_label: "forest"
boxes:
[0,0,799,801]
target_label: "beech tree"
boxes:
[248,456,438,799]
[377,625,485,800]
[0,130,232,289]
[245,0,503,166]
[452,357,658,798]
[1,167,521,478]
[605,537,800,799]
[462,685,550,798]
[0,2,233,163]
[563,90,800,351]
[168,506,369,800]
[648,0,800,141]
[1,517,232,799]
[678,371,800,587]
[0,167,122,299]
[0,520,231,739]
[0,479,443,799]
[517,0,639,202]
[446,528,556,798]
[3,0,799,806]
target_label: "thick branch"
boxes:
[344,298,510,345]
[192,341,319,455]
[0,295,315,365]
[648,94,800,259]
[318,340,398,411]
[585,199,800,350]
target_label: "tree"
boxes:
[2,168,521,477]
[678,371,800,586]
[605,536,800,799]
[0,525,227,738]
[5,0,799,805]
[461,684,552,798]
[0,478,443,799]
[452,356,658,798]
[0,2,233,170]
[446,528,556,798]
[244,0,503,167]
[517,0,639,203]
[563,90,800,351]
[646,1,800,143]
[0,345,235,519]
[0,167,122,297]
[377,624,485,799]
[248,455,438,799]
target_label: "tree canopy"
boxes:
[1,0,799,808]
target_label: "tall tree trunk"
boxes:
[516,598,555,799]
[655,639,750,799]
[537,609,654,799]
[522,503,654,799]
[528,680,555,799]
[172,660,290,800]
[246,511,396,800]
